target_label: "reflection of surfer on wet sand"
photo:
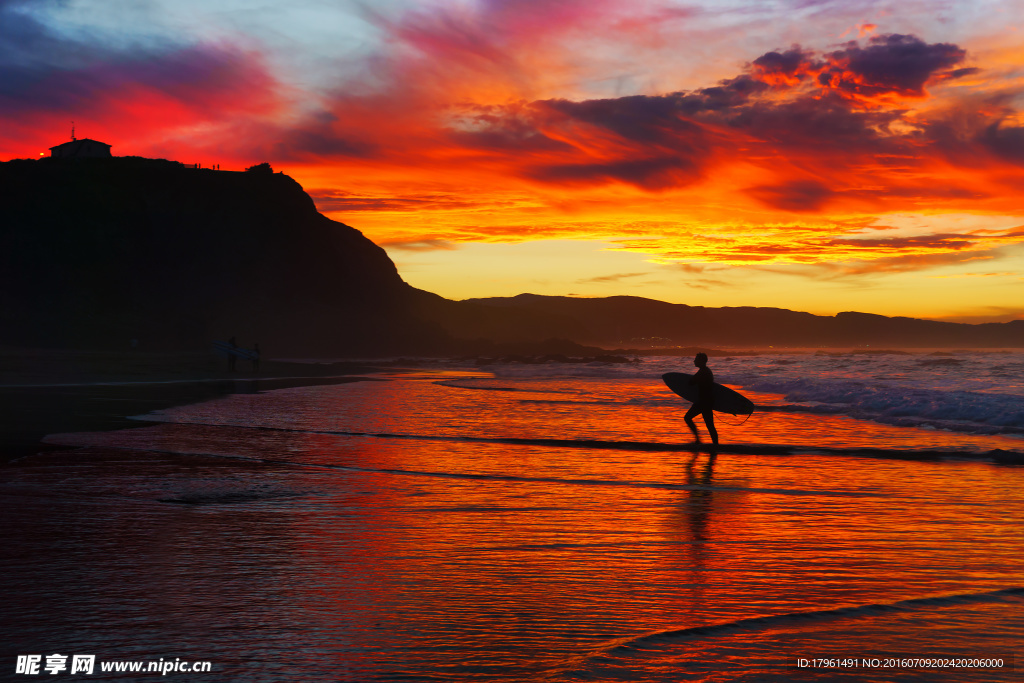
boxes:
[684,450,716,549]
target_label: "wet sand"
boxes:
[0,348,379,462]
[5,428,1023,681]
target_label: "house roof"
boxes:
[49,138,112,151]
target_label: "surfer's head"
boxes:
[694,352,708,367]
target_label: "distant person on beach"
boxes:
[228,336,237,372]
[685,353,719,446]
[252,343,260,372]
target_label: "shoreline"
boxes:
[0,349,384,463]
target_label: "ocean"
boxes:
[3,350,1023,681]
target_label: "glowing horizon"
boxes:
[2,0,1022,322]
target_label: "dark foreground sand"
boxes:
[0,348,379,462]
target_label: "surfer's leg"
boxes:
[703,408,718,445]
[684,403,702,442]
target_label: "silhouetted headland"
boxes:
[1,156,447,355]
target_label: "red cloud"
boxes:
[817,34,968,102]
[750,48,819,87]
[748,180,835,212]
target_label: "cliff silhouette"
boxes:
[2,157,1020,355]
[1,157,444,354]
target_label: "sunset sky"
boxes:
[2,0,1022,322]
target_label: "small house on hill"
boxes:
[50,138,112,158]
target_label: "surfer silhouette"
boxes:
[685,353,719,446]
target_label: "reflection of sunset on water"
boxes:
[10,364,1022,680]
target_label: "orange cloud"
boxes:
[859,23,878,38]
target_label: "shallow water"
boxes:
[3,362,1023,681]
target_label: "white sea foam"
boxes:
[475,352,1024,435]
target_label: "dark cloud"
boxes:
[914,104,1024,170]
[528,155,702,190]
[0,2,52,64]
[450,128,572,151]
[1003,226,1024,238]
[676,223,1021,275]
[823,250,999,276]
[748,179,834,211]
[576,272,649,283]
[0,2,103,113]
[525,35,970,158]
[979,122,1024,165]
[272,128,376,161]
[862,183,988,201]
[673,263,711,274]
[819,34,967,99]
[378,239,460,251]
[689,75,770,111]
[683,278,732,290]
[948,67,980,79]
[750,47,818,85]
[511,93,723,189]
[827,233,975,250]
[719,93,904,151]
[449,108,575,152]
[0,6,274,119]
[753,48,810,74]
[309,190,479,212]
[540,94,709,143]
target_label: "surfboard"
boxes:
[212,340,259,361]
[662,372,754,415]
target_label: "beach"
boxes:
[0,348,379,463]
[2,351,1023,681]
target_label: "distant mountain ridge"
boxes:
[466,294,1024,348]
